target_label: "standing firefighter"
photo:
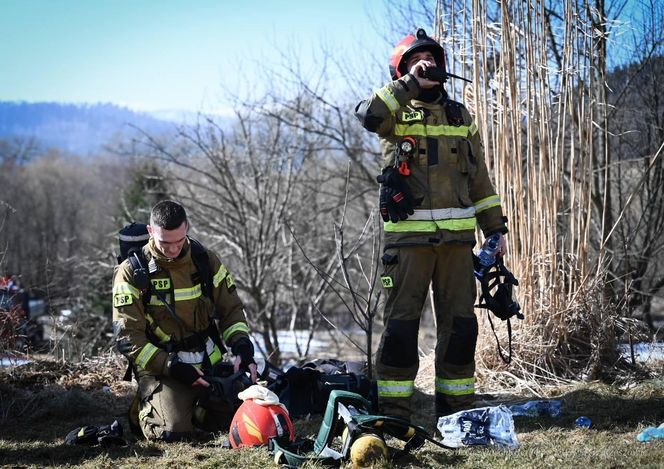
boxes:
[354,29,508,420]
[112,200,257,441]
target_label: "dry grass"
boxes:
[1,355,663,468]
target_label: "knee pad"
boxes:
[380,319,419,368]
[443,317,478,366]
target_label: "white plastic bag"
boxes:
[437,405,519,448]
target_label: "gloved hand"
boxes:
[168,357,202,386]
[376,166,416,222]
[231,337,256,371]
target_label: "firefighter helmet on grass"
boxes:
[229,399,294,448]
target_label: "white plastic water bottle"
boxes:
[474,234,501,279]
[437,405,519,448]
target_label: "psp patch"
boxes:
[151,278,171,290]
[401,110,424,122]
[114,293,133,307]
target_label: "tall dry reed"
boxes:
[434,0,635,383]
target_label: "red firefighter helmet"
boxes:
[229,399,295,448]
[389,28,446,80]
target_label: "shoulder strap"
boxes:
[189,238,213,300]
[127,248,151,307]
[127,247,184,334]
[122,248,151,382]
[188,237,227,353]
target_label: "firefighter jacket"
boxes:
[112,238,250,377]
[355,73,507,243]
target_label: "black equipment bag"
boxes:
[268,359,377,418]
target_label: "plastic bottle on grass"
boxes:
[508,399,562,418]
[575,416,591,428]
[437,405,519,449]
[637,423,664,442]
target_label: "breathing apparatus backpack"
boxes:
[473,256,523,364]
[269,390,454,468]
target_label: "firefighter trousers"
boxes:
[376,242,478,420]
[136,374,232,441]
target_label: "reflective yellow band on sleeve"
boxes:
[213,264,229,288]
[135,343,160,369]
[113,282,140,298]
[376,87,399,113]
[474,195,501,214]
[226,273,235,289]
[209,344,223,365]
[394,123,471,137]
[384,217,476,233]
[435,377,475,396]
[377,380,415,398]
[223,322,250,343]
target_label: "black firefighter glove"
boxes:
[376,166,416,222]
[231,337,256,372]
[167,356,201,386]
[65,420,126,447]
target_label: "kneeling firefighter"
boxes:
[112,201,257,441]
[354,29,508,420]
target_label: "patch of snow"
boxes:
[619,342,664,362]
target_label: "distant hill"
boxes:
[0,101,175,155]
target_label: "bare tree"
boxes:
[129,103,352,363]
[0,140,135,358]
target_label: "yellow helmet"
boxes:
[349,433,388,468]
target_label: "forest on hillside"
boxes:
[1,0,663,386]
[0,101,175,155]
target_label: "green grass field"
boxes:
[1,355,663,468]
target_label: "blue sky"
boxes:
[0,0,391,112]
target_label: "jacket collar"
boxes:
[147,237,191,267]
